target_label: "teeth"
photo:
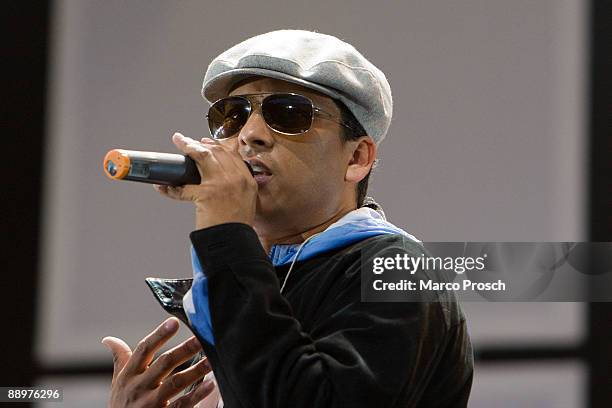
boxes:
[250,164,268,173]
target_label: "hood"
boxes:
[269,206,420,267]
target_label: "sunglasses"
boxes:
[206,92,361,140]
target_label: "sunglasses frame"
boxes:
[206,92,362,139]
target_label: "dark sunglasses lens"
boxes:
[263,94,313,134]
[208,97,250,139]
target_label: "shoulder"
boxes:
[336,233,426,259]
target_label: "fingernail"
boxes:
[164,318,179,332]
[101,338,111,349]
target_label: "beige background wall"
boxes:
[37,0,587,406]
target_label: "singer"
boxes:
[102,30,473,407]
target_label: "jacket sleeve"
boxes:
[189,222,471,408]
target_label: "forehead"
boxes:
[228,76,340,114]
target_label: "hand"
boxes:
[101,317,214,407]
[154,132,257,230]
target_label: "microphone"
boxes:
[103,149,254,186]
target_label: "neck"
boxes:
[256,207,356,254]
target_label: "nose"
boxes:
[238,110,275,152]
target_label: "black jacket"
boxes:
[147,222,473,408]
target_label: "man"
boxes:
[102,30,473,407]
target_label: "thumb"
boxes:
[101,336,133,382]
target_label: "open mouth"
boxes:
[246,159,273,186]
[250,164,272,176]
[247,160,272,176]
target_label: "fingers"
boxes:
[101,336,132,383]
[156,356,213,402]
[122,317,180,376]
[200,137,220,146]
[140,336,203,387]
[173,133,212,158]
[153,184,190,202]
[155,132,254,209]
[153,184,169,196]
[173,132,251,179]
[200,136,251,176]
[167,379,216,408]
[173,132,237,175]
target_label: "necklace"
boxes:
[279,232,322,294]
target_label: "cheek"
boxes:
[273,148,314,191]
[279,141,346,193]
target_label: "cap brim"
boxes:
[202,68,344,103]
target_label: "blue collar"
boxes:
[268,207,419,267]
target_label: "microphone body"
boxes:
[103,149,253,186]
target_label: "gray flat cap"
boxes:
[202,29,392,144]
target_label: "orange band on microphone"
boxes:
[103,149,131,180]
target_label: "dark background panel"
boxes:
[588,0,612,405]
[1,1,49,388]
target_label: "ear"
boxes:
[345,136,377,183]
